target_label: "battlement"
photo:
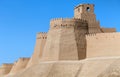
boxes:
[37,32,47,39]
[50,18,87,29]
[51,18,87,21]
[86,32,120,40]
[101,28,116,32]
[1,63,13,68]
[19,58,30,62]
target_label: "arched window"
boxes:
[86,7,90,12]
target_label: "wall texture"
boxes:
[10,58,29,74]
[27,33,47,67]
[0,64,13,76]
[101,28,116,33]
[74,4,101,33]
[86,33,120,58]
[40,18,88,61]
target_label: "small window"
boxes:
[86,7,90,12]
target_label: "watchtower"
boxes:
[74,4,101,33]
[74,4,95,21]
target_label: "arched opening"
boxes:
[86,7,90,12]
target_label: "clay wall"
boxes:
[74,4,101,33]
[101,28,116,33]
[10,58,29,74]
[27,32,47,67]
[40,18,88,61]
[74,4,95,20]
[0,64,13,76]
[50,18,87,29]
[86,33,120,58]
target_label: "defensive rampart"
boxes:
[40,18,88,61]
[10,58,29,74]
[50,18,87,29]
[0,64,13,76]
[101,28,116,33]
[86,32,120,58]
[27,32,47,67]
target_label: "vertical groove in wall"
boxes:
[74,23,88,60]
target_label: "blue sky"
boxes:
[0,0,120,65]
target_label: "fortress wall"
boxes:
[101,28,116,33]
[88,21,102,33]
[59,26,78,60]
[10,58,29,74]
[0,68,2,77]
[0,64,13,76]
[86,32,120,58]
[50,18,87,29]
[27,32,47,67]
[80,13,102,33]
[74,21,88,59]
[40,28,61,61]
[41,18,88,61]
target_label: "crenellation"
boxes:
[37,32,47,39]
[1,64,13,68]
[86,33,120,40]
[50,18,88,29]
[101,28,116,32]
[19,58,30,62]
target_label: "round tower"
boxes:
[41,18,88,61]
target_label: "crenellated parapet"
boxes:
[101,28,116,33]
[37,32,47,39]
[18,58,30,62]
[86,32,120,40]
[1,63,13,68]
[50,18,88,29]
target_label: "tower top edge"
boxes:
[37,32,47,34]
[50,18,87,22]
[2,63,13,65]
[74,3,95,9]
